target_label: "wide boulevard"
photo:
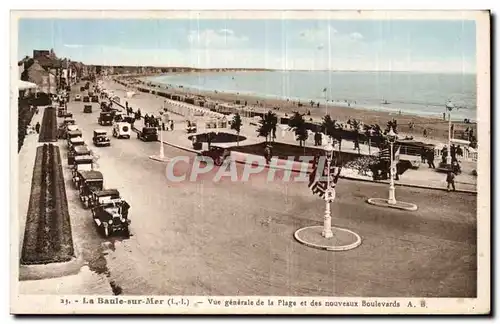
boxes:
[58,85,477,297]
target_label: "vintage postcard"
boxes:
[10,10,490,315]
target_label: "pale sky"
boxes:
[18,19,476,73]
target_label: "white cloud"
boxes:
[75,45,475,73]
[63,44,84,48]
[187,29,248,48]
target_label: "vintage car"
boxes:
[137,127,158,142]
[84,104,93,113]
[199,146,231,166]
[71,155,95,188]
[98,112,114,126]
[80,86,85,92]
[93,129,111,147]
[91,95,99,103]
[76,170,104,208]
[68,144,91,165]
[83,96,90,103]
[67,136,86,151]
[58,107,72,118]
[66,129,83,142]
[75,94,82,101]
[90,189,131,237]
[112,122,131,139]
[58,118,77,139]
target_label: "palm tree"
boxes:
[350,119,362,155]
[321,114,337,142]
[288,112,309,147]
[231,113,242,146]
[256,111,277,143]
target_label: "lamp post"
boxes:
[445,101,455,165]
[386,127,397,205]
[158,108,165,160]
[322,140,335,239]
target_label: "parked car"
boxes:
[58,118,77,139]
[93,129,111,147]
[71,155,95,187]
[91,95,99,103]
[75,94,82,101]
[90,189,131,237]
[66,129,83,142]
[76,170,104,208]
[68,144,91,165]
[80,86,86,92]
[98,112,114,126]
[67,136,86,151]
[112,122,131,139]
[83,96,90,103]
[84,104,92,113]
[137,127,158,142]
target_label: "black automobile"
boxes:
[98,112,114,126]
[91,95,99,103]
[83,96,90,103]
[77,170,104,209]
[93,129,111,147]
[90,189,131,237]
[137,127,158,142]
[84,104,92,113]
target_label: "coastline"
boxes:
[118,73,476,143]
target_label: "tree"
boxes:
[321,114,337,141]
[256,111,278,143]
[231,113,243,146]
[351,119,362,155]
[288,112,309,147]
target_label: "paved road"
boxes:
[59,85,477,297]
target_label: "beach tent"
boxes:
[126,91,136,99]
[17,80,38,90]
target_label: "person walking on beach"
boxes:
[35,122,40,134]
[446,170,456,192]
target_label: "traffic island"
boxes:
[366,198,418,211]
[20,144,80,280]
[294,226,362,251]
[38,107,58,142]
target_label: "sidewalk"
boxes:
[106,80,477,194]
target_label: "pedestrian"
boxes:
[264,144,273,164]
[420,147,427,163]
[427,150,435,168]
[34,122,40,134]
[170,120,174,131]
[423,128,427,137]
[446,170,456,192]
[144,114,149,127]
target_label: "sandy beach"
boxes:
[119,73,476,144]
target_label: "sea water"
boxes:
[146,71,477,121]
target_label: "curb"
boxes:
[114,98,477,195]
[366,198,419,211]
[19,246,84,281]
[158,138,478,194]
[294,226,362,252]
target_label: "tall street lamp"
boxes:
[322,139,335,238]
[387,127,397,205]
[445,101,455,165]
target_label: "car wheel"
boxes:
[103,226,109,237]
